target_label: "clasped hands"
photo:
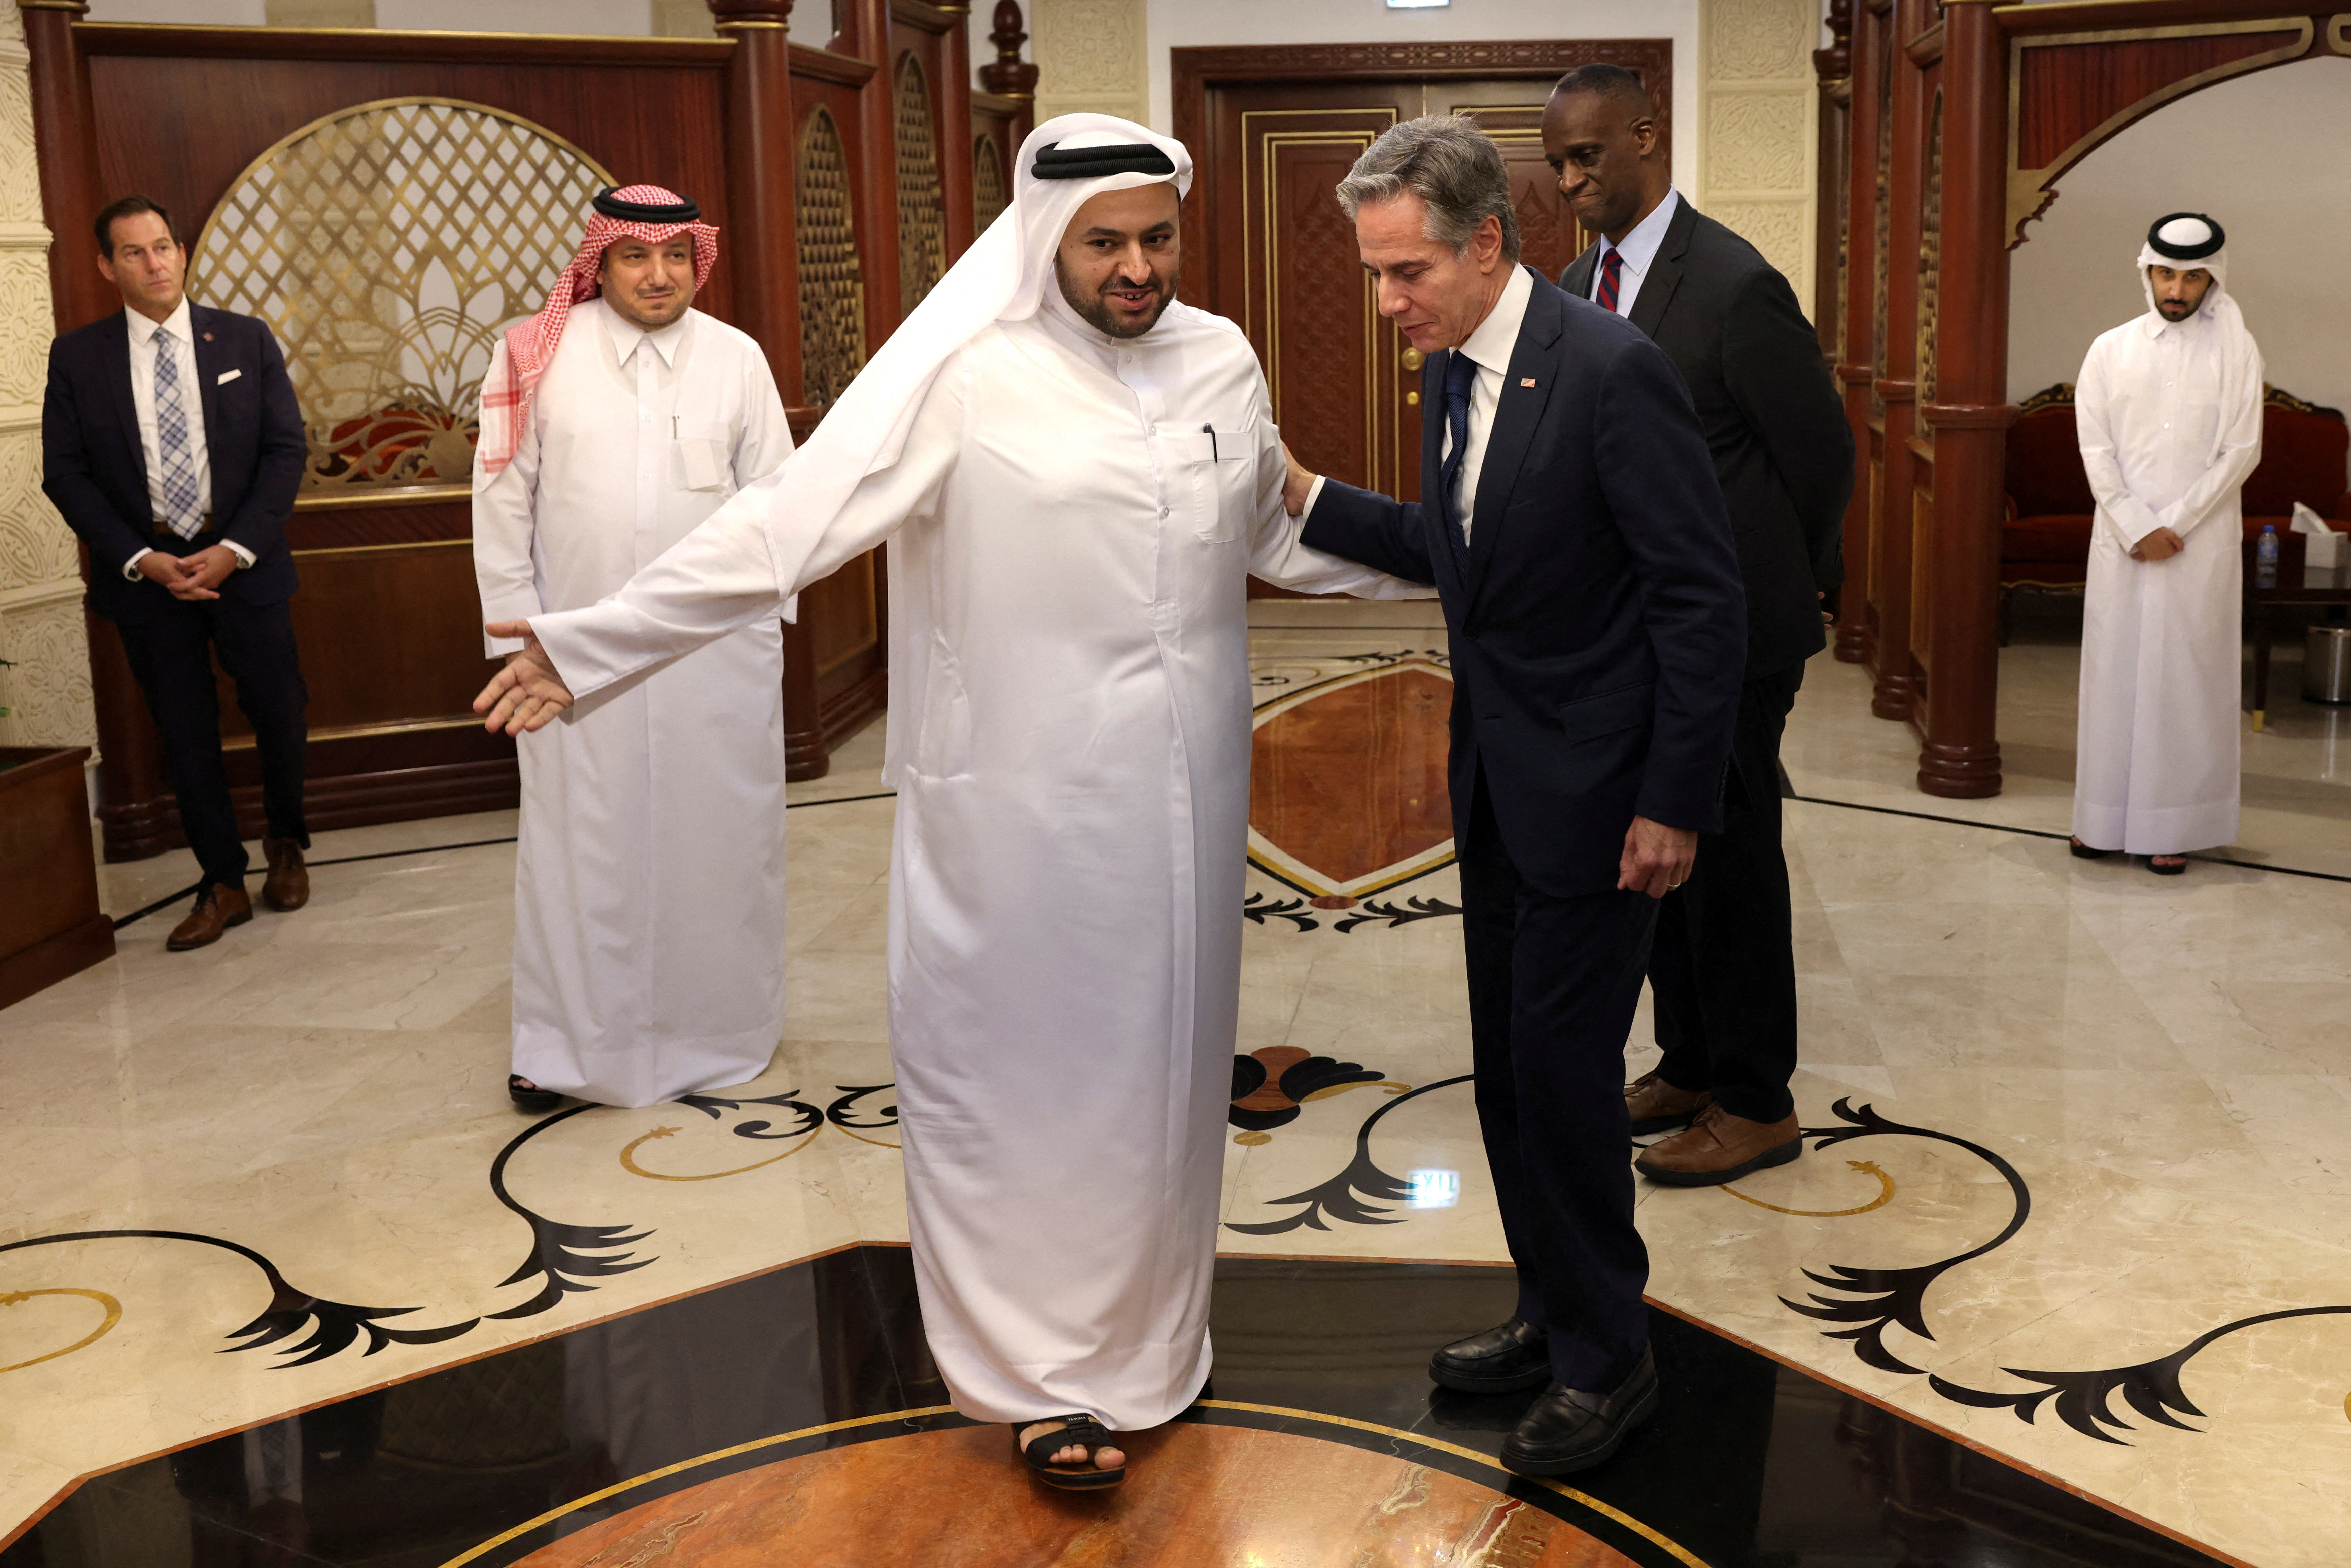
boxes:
[475,622,575,735]
[136,544,240,601]
[2130,526,2186,562]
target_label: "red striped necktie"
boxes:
[1596,247,1624,314]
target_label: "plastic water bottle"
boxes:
[2258,523,2280,588]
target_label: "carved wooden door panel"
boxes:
[1201,81,1594,597]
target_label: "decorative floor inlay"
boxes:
[9,630,2350,1567]
[485,1413,1670,1568]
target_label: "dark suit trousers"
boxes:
[1459,767,1656,1390]
[1646,666,1802,1124]
[113,543,309,889]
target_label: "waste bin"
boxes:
[2304,625,2351,704]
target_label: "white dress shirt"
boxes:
[1589,187,1681,320]
[1298,262,1536,544]
[121,297,253,579]
[1441,262,1534,542]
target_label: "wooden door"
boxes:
[1200,80,1599,596]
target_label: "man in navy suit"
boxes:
[43,195,311,950]
[1550,65,1854,1187]
[1282,118,1744,1475]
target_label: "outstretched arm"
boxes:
[473,362,965,732]
[1248,424,1436,598]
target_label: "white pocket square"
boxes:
[215,368,241,385]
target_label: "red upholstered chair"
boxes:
[1999,385,2351,637]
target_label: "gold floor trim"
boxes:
[438,1406,959,1566]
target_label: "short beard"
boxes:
[2156,298,2199,322]
[1053,253,1177,340]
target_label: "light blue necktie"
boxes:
[152,328,203,538]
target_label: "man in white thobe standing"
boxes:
[2072,212,2263,875]
[473,184,795,1110]
[474,117,1428,1487]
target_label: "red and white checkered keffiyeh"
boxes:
[475,184,719,482]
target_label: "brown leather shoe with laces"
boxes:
[1635,1104,1801,1187]
[1624,1070,1711,1136]
[262,836,309,911]
[167,884,254,951]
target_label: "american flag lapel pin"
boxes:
[1519,377,1537,388]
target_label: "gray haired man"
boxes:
[1282,117,1745,1474]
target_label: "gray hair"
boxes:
[1334,115,1521,264]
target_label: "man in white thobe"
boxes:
[474,117,1428,1484]
[2073,212,2263,873]
[473,184,795,1109]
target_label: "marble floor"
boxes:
[3,603,2346,1567]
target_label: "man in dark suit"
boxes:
[1548,65,1856,1186]
[1281,117,1745,1476]
[43,195,311,950]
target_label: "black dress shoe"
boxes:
[508,1074,562,1113]
[1499,1346,1660,1477]
[1430,1316,1553,1394]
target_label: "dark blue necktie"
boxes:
[1439,348,1477,537]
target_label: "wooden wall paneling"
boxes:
[1907,60,1942,711]
[1915,0,2012,800]
[1868,0,1927,724]
[974,0,1036,150]
[931,3,977,260]
[2004,11,2317,244]
[783,59,886,779]
[0,746,115,1011]
[853,0,906,356]
[970,93,1021,233]
[1833,0,1887,666]
[44,22,784,853]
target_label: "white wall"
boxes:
[1141,0,1701,197]
[2008,56,2351,423]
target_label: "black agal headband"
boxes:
[1031,141,1176,181]
[2146,212,2224,262]
[593,186,703,223]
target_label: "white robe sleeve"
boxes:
[472,338,546,657]
[531,360,965,702]
[2157,340,2266,542]
[731,337,797,485]
[2076,341,2169,554]
[1245,420,1437,598]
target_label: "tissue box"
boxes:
[2309,531,2346,569]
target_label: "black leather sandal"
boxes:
[2147,855,2188,876]
[1014,1414,1126,1491]
[2068,838,2110,860]
[508,1074,562,1113]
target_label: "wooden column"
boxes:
[1916,0,2009,798]
[710,0,802,399]
[1831,1,1882,666]
[1869,0,1927,721]
[709,0,827,778]
[24,0,163,857]
[1811,0,1852,357]
[853,0,905,358]
[978,0,1037,144]
[936,3,977,259]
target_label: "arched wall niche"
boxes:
[2007,55,2351,420]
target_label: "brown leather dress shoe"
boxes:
[262,836,309,912]
[167,884,254,951]
[1635,1104,1802,1187]
[1624,1070,1712,1136]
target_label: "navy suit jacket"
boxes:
[1303,268,1747,898]
[42,303,305,624]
